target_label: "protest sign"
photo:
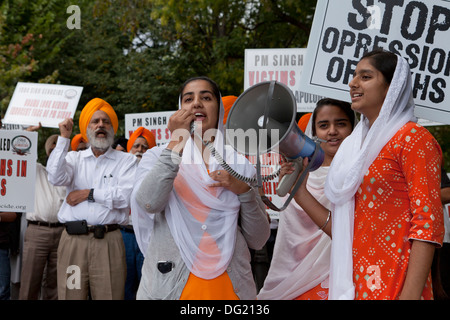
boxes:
[3,82,83,128]
[125,111,175,146]
[244,48,319,218]
[300,0,450,125]
[245,48,324,113]
[0,130,37,212]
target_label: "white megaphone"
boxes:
[225,81,324,211]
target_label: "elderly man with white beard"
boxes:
[46,98,137,300]
[126,126,156,161]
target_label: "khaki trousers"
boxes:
[19,223,64,300]
[57,229,126,300]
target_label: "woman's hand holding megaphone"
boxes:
[278,158,309,197]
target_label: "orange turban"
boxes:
[71,133,86,151]
[222,95,238,125]
[127,126,156,152]
[297,113,312,132]
[79,98,118,141]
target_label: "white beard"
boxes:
[133,152,143,162]
[87,127,115,152]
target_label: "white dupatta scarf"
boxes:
[257,115,331,300]
[167,97,256,279]
[257,166,331,300]
[132,94,255,280]
[324,55,417,299]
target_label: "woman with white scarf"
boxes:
[285,49,444,300]
[130,76,270,300]
[257,98,355,300]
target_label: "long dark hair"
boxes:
[362,49,397,84]
[311,98,355,136]
[179,76,221,104]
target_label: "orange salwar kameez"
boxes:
[352,122,444,300]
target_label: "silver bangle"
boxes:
[319,211,331,231]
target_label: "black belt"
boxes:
[87,224,119,233]
[65,220,119,239]
[28,220,64,228]
[120,225,134,233]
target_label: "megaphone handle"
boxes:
[261,143,320,212]
[276,158,303,197]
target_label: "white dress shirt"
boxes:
[26,163,66,223]
[47,136,137,225]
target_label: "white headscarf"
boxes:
[258,102,357,300]
[324,54,417,299]
[257,166,331,300]
[132,86,255,280]
[258,110,331,300]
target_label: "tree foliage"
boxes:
[0,0,449,170]
[0,0,72,163]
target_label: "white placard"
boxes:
[125,111,175,146]
[4,82,83,128]
[300,0,450,125]
[245,48,325,112]
[0,130,37,212]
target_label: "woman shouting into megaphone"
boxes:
[130,76,270,300]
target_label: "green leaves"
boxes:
[3,0,447,170]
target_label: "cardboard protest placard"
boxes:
[300,0,450,125]
[3,82,83,128]
[245,48,325,113]
[0,130,37,212]
[125,111,175,146]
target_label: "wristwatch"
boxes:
[88,188,95,202]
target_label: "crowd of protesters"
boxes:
[0,49,449,300]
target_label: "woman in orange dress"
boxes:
[291,49,444,300]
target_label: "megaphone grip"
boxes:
[262,142,321,212]
[276,158,303,197]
